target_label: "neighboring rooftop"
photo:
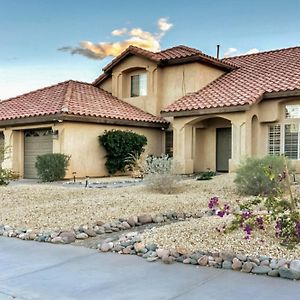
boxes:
[0,80,168,126]
[163,46,300,115]
[93,45,236,85]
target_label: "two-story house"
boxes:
[1,44,300,178]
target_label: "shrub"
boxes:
[124,152,146,178]
[143,154,182,194]
[99,130,147,174]
[0,168,13,185]
[197,169,216,181]
[35,153,70,182]
[234,155,290,196]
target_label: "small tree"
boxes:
[99,130,147,174]
[35,153,70,182]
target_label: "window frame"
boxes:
[130,73,147,98]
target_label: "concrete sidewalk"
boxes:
[0,237,298,300]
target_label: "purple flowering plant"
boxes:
[208,157,300,244]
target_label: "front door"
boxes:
[216,128,231,172]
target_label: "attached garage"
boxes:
[24,129,53,178]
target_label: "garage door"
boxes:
[0,132,4,165]
[24,129,53,178]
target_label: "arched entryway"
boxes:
[193,117,232,172]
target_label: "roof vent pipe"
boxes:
[216,44,220,59]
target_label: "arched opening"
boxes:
[193,117,232,172]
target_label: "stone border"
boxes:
[1,211,299,281]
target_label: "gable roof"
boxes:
[162,46,300,116]
[93,45,236,86]
[0,80,168,127]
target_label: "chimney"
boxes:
[216,44,220,59]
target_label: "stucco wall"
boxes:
[61,122,164,178]
[98,56,225,116]
[160,63,224,110]
[99,77,112,93]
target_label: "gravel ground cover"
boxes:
[0,174,240,231]
[1,173,299,261]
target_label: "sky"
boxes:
[1,0,300,99]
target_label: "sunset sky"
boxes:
[1,0,300,99]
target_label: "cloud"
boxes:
[58,18,173,60]
[223,47,260,57]
[224,47,239,57]
[244,48,259,55]
[111,28,127,36]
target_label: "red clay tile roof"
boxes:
[163,46,300,114]
[0,80,168,125]
[93,45,235,85]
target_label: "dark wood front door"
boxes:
[216,128,231,172]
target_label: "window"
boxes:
[268,124,300,159]
[284,124,299,159]
[268,125,281,156]
[165,131,173,157]
[130,73,147,97]
[285,105,300,118]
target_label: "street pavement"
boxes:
[0,237,298,300]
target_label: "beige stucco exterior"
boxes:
[1,122,164,179]
[2,50,300,178]
[99,56,225,116]
[172,97,300,174]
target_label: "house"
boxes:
[1,44,300,178]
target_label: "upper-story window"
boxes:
[285,105,300,118]
[130,73,147,97]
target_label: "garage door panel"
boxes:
[24,129,53,179]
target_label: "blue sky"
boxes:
[1,0,300,99]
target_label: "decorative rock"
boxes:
[162,256,174,264]
[269,259,278,269]
[198,255,208,266]
[60,231,76,244]
[138,215,152,224]
[156,249,170,259]
[51,237,64,244]
[134,242,146,253]
[236,254,247,262]
[248,257,260,265]
[100,242,113,252]
[251,266,271,275]
[232,258,242,271]
[268,269,280,277]
[146,244,157,251]
[183,258,191,264]
[122,247,132,254]
[220,251,235,262]
[121,221,131,229]
[279,267,300,280]
[277,259,288,268]
[75,232,89,239]
[260,260,270,266]
[242,262,253,273]
[290,259,300,272]
[146,257,158,262]
[96,220,105,226]
[152,215,165,223]
[127,216,138,227]
[176,247,189,255]
[83,228,96,237]
[222,260,232,270]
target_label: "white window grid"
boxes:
[268,123,300,160]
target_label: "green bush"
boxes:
[35,153,70,182]
[197,170,216,181]
[99,130,147,174]
[234,155,290,196]
[0,168,13,185]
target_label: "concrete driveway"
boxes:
[0,237,298,300]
